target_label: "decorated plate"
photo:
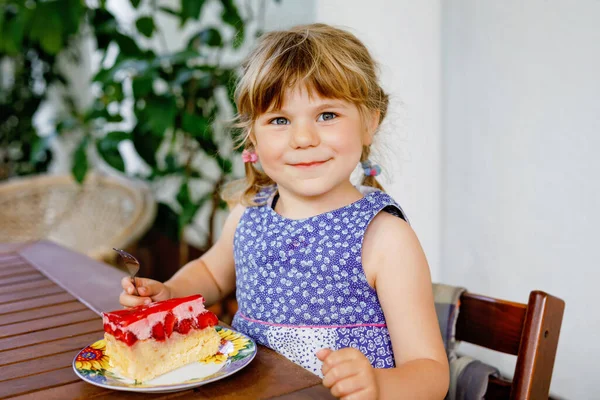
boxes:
[73,326,256,393]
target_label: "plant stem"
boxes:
[207,175,225,247]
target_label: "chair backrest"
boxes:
[0,173,156,262]
[455,290,565,400]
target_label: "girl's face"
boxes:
[252,85,378,200]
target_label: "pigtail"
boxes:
[360,147,385,191]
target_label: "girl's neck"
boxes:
[273,181,364,220]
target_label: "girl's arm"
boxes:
[367,212,449,398]
[319,212,449,399]
[163,204,245,306]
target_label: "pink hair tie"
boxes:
[242,149,258,163]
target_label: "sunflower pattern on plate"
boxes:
[75,339,110,371]
[200,326,253,364]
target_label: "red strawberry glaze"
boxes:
[102,295,218,346]
[103,295,204,327]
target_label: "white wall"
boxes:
[316,0,443,280]
[442,1,600,398]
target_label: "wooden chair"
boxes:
[455,290,565,400]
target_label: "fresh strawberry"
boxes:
[152,323,165,340]
[164,313,175,337]
[124,331,138,346]
[197,312,219,329]
[113,328,123,340]
[175,318,192,334]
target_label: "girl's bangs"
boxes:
[246,41,368,117]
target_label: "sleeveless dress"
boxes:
[231,186,408,377]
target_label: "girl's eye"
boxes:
[318,112,337,122]
[270,117,289,125]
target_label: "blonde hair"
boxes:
[222,23,388,206]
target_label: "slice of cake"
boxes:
[102,294,221,382]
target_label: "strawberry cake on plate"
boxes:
[102,294,220,382]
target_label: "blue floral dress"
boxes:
[231,186,407,376]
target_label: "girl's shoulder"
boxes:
[359,186,409,224]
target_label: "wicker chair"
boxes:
[0,173,156,262]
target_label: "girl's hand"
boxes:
[119,277,172,307]
[316,348,378,400]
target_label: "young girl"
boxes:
[120,23,449,399]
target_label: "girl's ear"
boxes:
[363,110,381,146]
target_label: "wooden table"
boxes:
[0,241,335,399]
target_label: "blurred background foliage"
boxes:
[1,0,278,253]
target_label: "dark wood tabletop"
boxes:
[0,241,334,399]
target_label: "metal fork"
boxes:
[113,248,140,296]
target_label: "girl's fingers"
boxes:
[121,277,169,300]
[329,374,369,399]
[340,388,376,400]
[319,347,363,376]
[121,276,134,292]
[322,359,361,388]
[316,348,333,361]
[119,290,152,308]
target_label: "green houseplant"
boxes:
[0,0,85,180]
[81,0,252,252]
[2,0,279,275]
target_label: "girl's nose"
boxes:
[289,121,320,148]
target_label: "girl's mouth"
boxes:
[291,159,329,168]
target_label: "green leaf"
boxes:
[179,202,201,229]
[218,199,228,210]
[135,16,155,38]
[115,33,144,57]
[130,0,142,8]
[92,67,113,83]
[132,75,154,97]
[137,95,177,136]
[104,82,125,102]
[3,10,27,54]
[97,133,127,172]
[72,137,89,184]
[219,0,244,48]
[62,0,83,36]
[132,125,163,166]
[215,155,233,174]
[39,8,63,55]
[219,68,238,113]
[193,134,218,155]
[165,154,180,173]
[106,114,124,123]
[99,131,129,146]
[181,0,205,23]
[176,181,192,207]
[188,27,222,48]
[181,112,210,138]
[232,27,245,49]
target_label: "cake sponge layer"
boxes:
[105,327,221,382]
